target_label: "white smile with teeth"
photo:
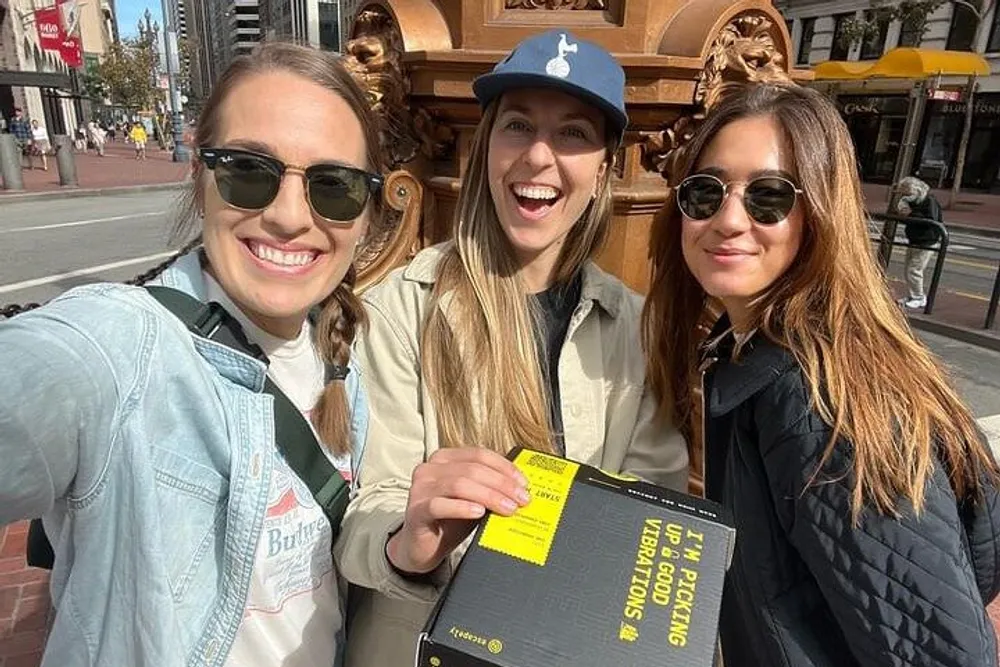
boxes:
[248,241,317,267]
[512,184,560,200]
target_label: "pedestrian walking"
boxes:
[87,121,106,157]
[894,176,944,310]
[8,108,34,169]
[73,124,87,152]
[0,42,386,667]
[130,121,147,159]
[644,81,1000,667]
[336,29,688,667]
[30,119,51,171]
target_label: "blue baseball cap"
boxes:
[473,29,628,145]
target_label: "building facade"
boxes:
[0,0,112,136]
[778,0,1000,191]
[259,0,357,51]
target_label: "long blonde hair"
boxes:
[421,99,616,454]
[643,82,996,518]
[171,42,386,456]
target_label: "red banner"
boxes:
[34,6,63,51]
[59,33,82,68]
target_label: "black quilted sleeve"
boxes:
[755,371,999,667]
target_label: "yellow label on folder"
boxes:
[478,450,578,566]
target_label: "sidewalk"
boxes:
[0,141,189,195]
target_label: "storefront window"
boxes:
[898,11,925,47]
[830,13,853,60]
[917,114,961,188]
[915,95,1000,191]
[798,17,815,65]
[947,3,978,51]
[987,5,1000,52]
[839,95,910,183]
[860,11,889,60]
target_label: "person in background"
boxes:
[0,42,383,667]
[643,81,1000,667]
[130,121,148,160]
[337,29,688,667]
[87,120,106,157]
[30,119,51,171]
[9,108,34,169]
[894,176,944,311]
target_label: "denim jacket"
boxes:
[0,252,368,667]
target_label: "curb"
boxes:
[948,223,1000,239]
[909,314,1000,353]
[0,181,187,202]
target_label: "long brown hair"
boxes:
[421,99,616,455]
[170,42,385,456]
[643,82,996,518]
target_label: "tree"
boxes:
[98,34,159,112]
[837,1,944,51]
[841,0,997,206]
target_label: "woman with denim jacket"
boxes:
[335,30,689,667]
[643,82,1000,666]
[0,43,383,667]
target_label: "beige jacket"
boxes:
[335,244,689,667]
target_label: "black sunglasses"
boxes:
[676,173,802,225]
[198,147,383,223]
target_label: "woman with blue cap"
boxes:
[336,29,688,666]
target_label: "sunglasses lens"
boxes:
[677,176,724,220]
[308,168,371,222]
[214,154,280,210]
[745,178,797,224]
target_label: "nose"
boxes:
[522,134,557,171]
[709,185,752,237]
[260,170,313,238]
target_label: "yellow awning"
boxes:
[813,47,991,80]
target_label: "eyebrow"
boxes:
[698,166,797,182]
[498,103,601,127]
[222,139,363,170]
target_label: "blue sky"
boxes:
[115,0,163,39]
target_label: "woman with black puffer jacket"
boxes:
[643,81,1000,667]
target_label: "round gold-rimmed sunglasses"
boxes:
[676,173,803,225]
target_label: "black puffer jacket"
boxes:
[701,324,1000,667]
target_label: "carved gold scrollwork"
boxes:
[694,14,791,110]
[505,0,606,8]
[344,6,455,171]
[642,13,792,181]
[356,170,424,293]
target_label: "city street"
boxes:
[882,229,1000,308]
[0,189,184,306]
[2,190,999,451]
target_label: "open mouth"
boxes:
[245,240,320,270]
[511,183,562,219]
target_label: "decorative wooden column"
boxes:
[346,0,811,489]
[347,0,809,293]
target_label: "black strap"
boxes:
[144,286,350,537]
[26,286,350,570]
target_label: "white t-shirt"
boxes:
[204,274,349,667]
[31,126,47,142]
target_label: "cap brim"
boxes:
[473,71,628,142]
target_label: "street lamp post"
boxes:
[160,0,190,162]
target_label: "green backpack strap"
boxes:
[145,285,349,536]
